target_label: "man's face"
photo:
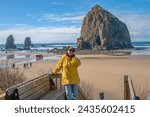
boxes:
[68,49,74,56]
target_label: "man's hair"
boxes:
[68,47,75,52]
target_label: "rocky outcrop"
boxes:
[24,37,32,49]
[5,35,17,50]
[77,5,133,50]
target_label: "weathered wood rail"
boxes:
[0,73,87,100]
[0,75,141,100]
[124,75,140,100]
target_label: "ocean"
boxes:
[0,42,150,55]
[131,42,150,55]
[0,43,76,52]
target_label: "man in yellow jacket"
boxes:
[54,47,81,100]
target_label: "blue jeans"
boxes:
[64,84,78,100]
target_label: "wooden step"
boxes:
[40,90,65,100]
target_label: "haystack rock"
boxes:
[77,5,133,50]
[24,37,32,49]
[5,35,17,49]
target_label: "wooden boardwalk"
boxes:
[0,74,87,100]
[124,75,140,100]
[0,75,140,100]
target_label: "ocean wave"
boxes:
[133,45,150,48]
[30,47,54,50]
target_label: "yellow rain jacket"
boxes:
[54,55,81,85]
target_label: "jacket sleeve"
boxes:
[54,56,64,74]
[71,57,81,68]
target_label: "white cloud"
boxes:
[0,26,81,44]
[48,2,65,5]
[112,4,129,9]
[26,13,36,19]
[14,24,35,28]
[39,13,84,22]
[114,12,150,41]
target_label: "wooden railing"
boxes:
[1,75,141,100]
[78,87,88,100]
[1,73,87,100]
[49,74,62,90]
[124,75,140,100]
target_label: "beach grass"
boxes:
[0,88,4,94]
[80,80,94,99]
[137,86,150,100]
[0,67,26,91]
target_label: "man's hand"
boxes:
[70,54,75,57]
[51,73,55,76]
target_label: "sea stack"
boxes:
[24,37,32,49]
[77,5,133,50]
[5,34,17,50]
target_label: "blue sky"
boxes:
[0,0,150,44]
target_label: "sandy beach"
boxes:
[78,55,150,99]
[1,52,150,100]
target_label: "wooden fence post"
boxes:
[99,92,104,100]
[124,75,130,100]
